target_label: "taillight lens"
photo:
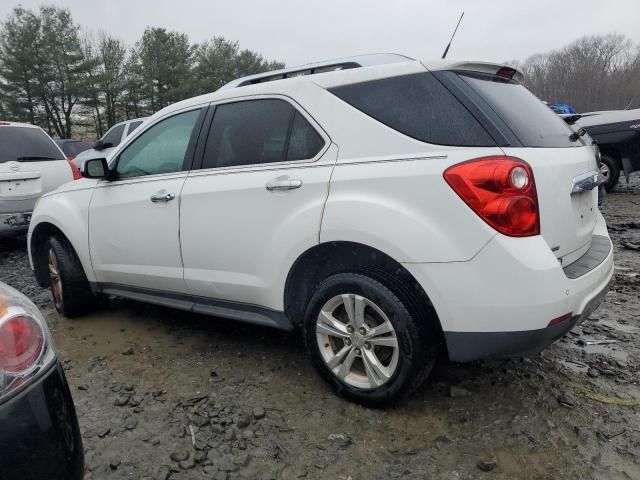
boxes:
[1,282,55,401]
[444,156,540,237]
[0,315,44,373]
[67,158,81,180]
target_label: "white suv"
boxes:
[28,55,614,405]
[1,122,79,237]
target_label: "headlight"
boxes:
[0,283,55,402]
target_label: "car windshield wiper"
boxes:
[16,155,62,161]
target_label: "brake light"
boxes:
[67,158,81,180]
[0,315,44,374]
[444,156,540,237]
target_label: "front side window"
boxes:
[202,99,324,169]
[102,124,126,147]
[116,109,201,179]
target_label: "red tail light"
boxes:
[67,158,81,180]
[444,156,540,237]
[0,315,45,373]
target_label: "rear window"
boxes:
[0,127,64,163]
[329,72,496,147]
[457,72,579,148]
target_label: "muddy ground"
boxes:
[1,178,639,480]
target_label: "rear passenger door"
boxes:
[180,97,336,311]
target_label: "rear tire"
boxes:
[600,154,620,193]
[303,273,438,406]
[47,236,94,317]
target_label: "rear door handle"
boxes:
[265,178,303,191]
[150,191,176,203]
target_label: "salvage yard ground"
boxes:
[1,178,639,480]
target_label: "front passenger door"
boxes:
[89,108,205,293]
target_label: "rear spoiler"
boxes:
[431,61,525,83]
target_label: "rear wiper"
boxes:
[16,155,61,161]
[569,127,587,142]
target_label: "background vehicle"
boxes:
[72,117,147,169]
[55,139,94,161]
[28,56,613,405]
[0,281,83,479]
[0,122,79,237]
[549,103,577,114]
[575,109,640,192]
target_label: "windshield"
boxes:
[458,72,580,148]
[0,126,65,163]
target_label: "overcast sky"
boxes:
[1,0,639,66]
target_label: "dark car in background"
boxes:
[55,139,94,161]
[0,281,83,479]
[576,109,640,192]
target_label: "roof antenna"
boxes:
[441,12,465,59]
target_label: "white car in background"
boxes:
[72,118,147,169]
[28,55,613,405]
[0,122,79,237]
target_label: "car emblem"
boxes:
[7,162,20,172]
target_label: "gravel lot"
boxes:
[1,178,639,480]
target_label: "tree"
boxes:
[192,37,284,93]
[519,34,640,112]
[0,7,42,125]
[37,6,92,138]
[138,27,194,111]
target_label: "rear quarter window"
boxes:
[329,72,496,147]
[0,127,64,162]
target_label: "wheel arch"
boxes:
[30,222,79,287]
[283,241,444,340]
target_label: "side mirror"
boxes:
[81,158,109,179]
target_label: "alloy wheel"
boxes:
[316,294,399,389]
[48,248,63,309]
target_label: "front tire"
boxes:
[303,273,438,406]
[600,154,620,193]
[47,236,94,317]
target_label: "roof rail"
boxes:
[218,53,415,90]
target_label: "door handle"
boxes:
[150,192,176,203]
[265,178,303,191]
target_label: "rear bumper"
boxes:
[443,278,611,361]
[0,212,32,235]
[0,361,84,480]
[404,210,614,362]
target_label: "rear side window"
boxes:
[287,112,324,161]
[0,127,64,163]
[203,99,324,169]
[457,72,578,148]
[102,124,125,147]
[329,72,495,147]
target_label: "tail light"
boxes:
[0,315,44,373]
[0,283,55,400]
[67,158,81,180]
[444,156,540,237]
